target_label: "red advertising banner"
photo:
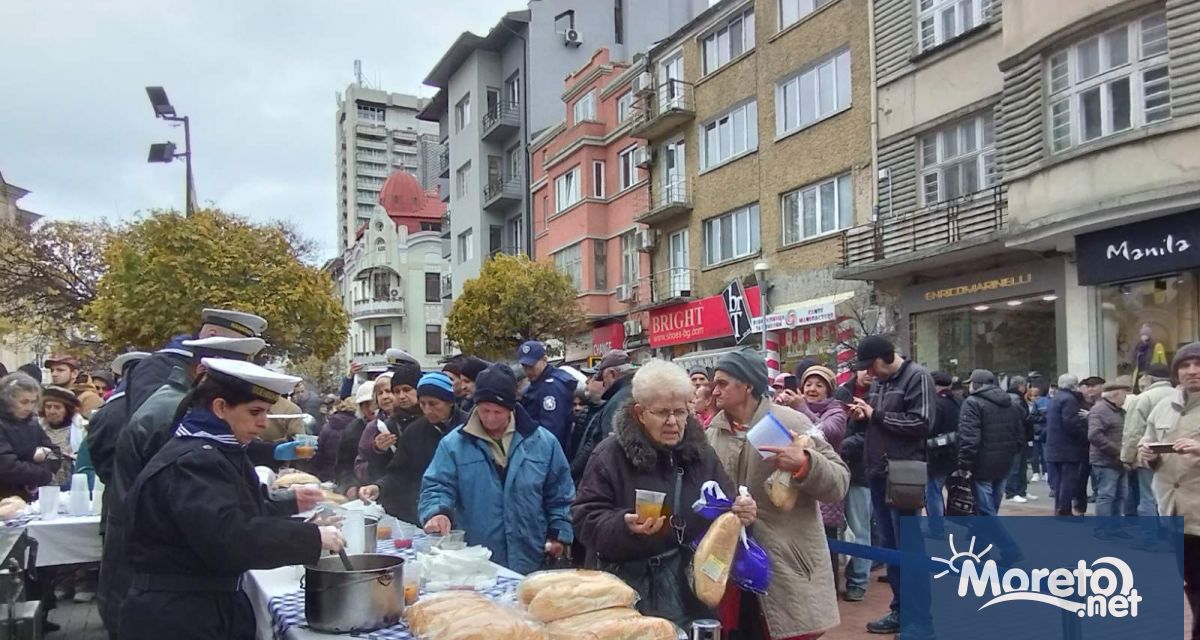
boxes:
[591,322,625,355]
[648,286,761,348]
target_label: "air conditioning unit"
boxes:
[632,71,654,96]
[615,283,633,302]
[634,147,654,168]
[389,288,402,300]
[623,319,643,335]
[636,228,658,252]
[564,29,583,47]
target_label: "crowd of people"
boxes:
[1,310,1199,639]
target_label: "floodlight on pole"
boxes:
[145,86,195,216]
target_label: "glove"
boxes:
[274,441,310,461]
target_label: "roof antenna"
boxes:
[354,59,363,86]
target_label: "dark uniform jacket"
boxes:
[1045,390,1088,463]
[0,407,60,501]
[520,364,577,457]
[956,385,1024,481]
[121,429,320,640]
[373,407,467,524]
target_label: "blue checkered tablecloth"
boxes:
[266,539,520,640]
[3,514,37,528]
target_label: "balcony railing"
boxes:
[481,101,520,142]
[438,148,450,178]
[351,352,389,368]
[482,176,523,211]
[350,296,406,321]
[634,178,692,225]
[628,80,695,141]
[628,268,699,311]
[841,186,1007,269]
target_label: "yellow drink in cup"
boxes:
[634,489,667,522]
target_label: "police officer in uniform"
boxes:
[517,341,577,456]
[121,358,345,640]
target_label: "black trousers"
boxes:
[1048,461,1081,516]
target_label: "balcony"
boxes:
[628,268,698,311]
[441,237,452,259]
[628,80,695,141]
[839,186,1007,280]
[481,101,520,142]
[356,151,387,163]
[356,137,387,151]
[482,176,523,211]
[440,212,451,240]
[438,149,450,178]
[437,177,450,203]
[351,351,389,368]
[634,179,692,226]
[355,122,387,137]
[350,296,406,322]
[357,164,388,178]
[356,191,379,205]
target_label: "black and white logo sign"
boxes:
[1076,210,1200,286]
[722,279,753,344]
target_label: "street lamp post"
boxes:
[754,261,770,360]
[145,86,196,216]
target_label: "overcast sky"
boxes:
[0,0,527,261]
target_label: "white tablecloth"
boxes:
[10,514,103,567]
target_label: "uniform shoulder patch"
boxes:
[542,395,557,412]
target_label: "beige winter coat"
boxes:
[1146,390,1200,535]
[1120,380,1175,467]
[707,397,850,638]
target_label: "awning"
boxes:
[751,291,857,332]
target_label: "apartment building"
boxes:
[0,170,40,370]
[416,0,707,301]
[836,0,1200,383]
[626,0,873,374]
[329,171,449,372]
[335,83,441,252]
[529,49,651,361]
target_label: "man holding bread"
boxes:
[707,348,850,639]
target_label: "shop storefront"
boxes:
[648,286,762,371]
[901,259,1066,383]
[1075,210,1200,380]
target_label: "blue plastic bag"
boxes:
[691,481,771,595]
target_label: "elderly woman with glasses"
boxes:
[573,360,757,628]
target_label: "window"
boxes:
[593,161,606,198]
[420,221,441,232]
[454,93,471,132]
[617,91,635,123]
[458,229,473,263]
[357,103,385,123]
[455,162,471,199]
[506,146,522,180]
[373,270,392,298]
[779,0,833,30]
[505,72,521,107]
[356,189,377,201]
[703,204,761,266]
[507,216,524,254]
[374,237,386,253]
[918,0,993,51]
[618,145,639,190]
[425,325,443,355]
[614,0,624,44]
[373,325,392,353]
[555,166,582,212]
[620,231,638,286]
[700,101,758,170]
[701,7,755,76]
[782,174,853,244]
[554,242,583,290]
[1047,12,1170,153]
[425,272,441,302]
[776,49,851,136]
[573,90,597,124]
[593,239,607,289]
[357,162,386,175]
[489,225,503,256]
[542,195,550,230]
[920,111,997,204]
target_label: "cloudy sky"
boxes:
[0,0,526,261]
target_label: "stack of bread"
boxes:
[271,471,345,505]
[405,591,543,640]
[0,496,25,520]
[518,570,677,640]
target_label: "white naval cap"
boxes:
[385,348,419,366]
[182,336,266,360]
[200,358,301,404]
[200,308,268,337]
[111,351,151,376]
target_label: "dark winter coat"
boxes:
[374,407,467,524]
[1045,390,1088,463]
[835,379,870,486]
[356,408,421,484]
[956,385,1024,481]
[1088,398,1126,469]
[121,436,320,640]
[928,390,962,478]
[335,416,368,493]
[310,410,354,482]
[571,373,633,483]
[0,406,61,501]
[864,360,936,479]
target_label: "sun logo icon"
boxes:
[932,534,992,580]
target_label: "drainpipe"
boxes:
[868,0,880,213]
[500,18,533,259]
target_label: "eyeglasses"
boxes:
[644,408,689,422]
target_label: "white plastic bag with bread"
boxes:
[763,432,811,512]
[526,573,638,623]
[692,511,741,607]
[546,608,676,640]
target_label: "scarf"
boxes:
[174,409,245,448]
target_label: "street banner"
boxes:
[721,279,752,344]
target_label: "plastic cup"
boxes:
[634,489,666,522]
[404,559,422,604]
[39,486,60,521]
[746,412,794,458]
[376,516,394,541]
[393,523,415,549]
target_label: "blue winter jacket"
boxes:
[418,404,575,575]
[1044,390,1088,463]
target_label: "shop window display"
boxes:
[911,295,1058,384]
[1099,272,1198,380]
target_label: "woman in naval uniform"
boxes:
[120,358,345,640]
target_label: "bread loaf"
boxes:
[272,472,319,489]
[692,512,741,607]
[408,591,545,640]
[591,617,677,640]
[545,607,642,639]
[518,569,608,605]
[527,574,638,623]
[404,591,488,635]
[765,469,799,511]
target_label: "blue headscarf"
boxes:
[174,409,244,448]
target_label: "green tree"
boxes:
[446,254,587,361]
[87,208,348,360]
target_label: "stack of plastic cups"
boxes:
[343,510,366,556]
[91,479,105,516]
[69,474,90,515]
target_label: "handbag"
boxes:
[885,459,928,510]
[945,471,976,516]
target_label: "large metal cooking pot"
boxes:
[304,553,404,633]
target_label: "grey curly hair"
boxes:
[0,373,41,412]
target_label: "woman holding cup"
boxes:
[573,360,757,628]
[0,373,62,501]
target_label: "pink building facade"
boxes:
[530,49,651,358]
